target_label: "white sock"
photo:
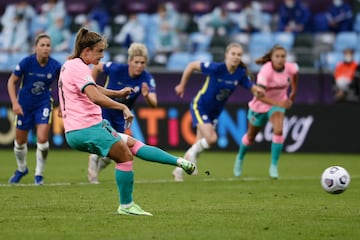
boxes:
[35,141,49,176]
[121,201,133,208]
[98,157,112,171]
[14,140,27,172]
[190,138,210,155]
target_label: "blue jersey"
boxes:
[103,62,156,108]
[193,62,253,116]
[14,54,61,111]
[101,62,156,132]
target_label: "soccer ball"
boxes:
[321,166,350,194]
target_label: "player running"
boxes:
[233,45,298,179]
[172,43,264,181]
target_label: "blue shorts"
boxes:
[16,102,53,130]
[102,108,125,133]
[189,102,219,128]
[248,106,285,127]
[65,120,122,157]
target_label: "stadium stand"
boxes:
[0,0,357,73]
[333,31,358,52]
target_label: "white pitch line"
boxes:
[0,175,358,187]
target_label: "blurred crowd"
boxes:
[0,0,359,76]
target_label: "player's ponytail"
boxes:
[69,28,107,60]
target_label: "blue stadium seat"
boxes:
[0,52,10,71]
[102,51,111,62]
[230,33,250,50]
[354,13,360,33]
[272,32,295,51]
[191,51,213,62]
[354,51,360,63]
[333,32,358,52]
[320,51,343,72]
[166,52,192,71]
[248,32,273,52]
[261,12,272,30]
[51,52,69,65]
[8,52,28,70]
[249,48,269,72]
[188,32,212,52]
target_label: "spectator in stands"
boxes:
[0,0,36,52]
[41,0,67,25]
[278,0,311,34]
[197,6,233,36]
[46,15,72,52]
[237,1,270,33]
[75,14,100,33]
[326,0,353,33]
[333,48,359,102]
[152,3,180,55]
[30,0,68,40]
[89,2,111,36]
[113,13,145,49]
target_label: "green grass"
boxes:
[0,149,359,240]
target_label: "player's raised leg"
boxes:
[125,134,196,175]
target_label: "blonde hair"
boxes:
[255,45,287,65]
[69,27,106,59]
[128,43,148,61]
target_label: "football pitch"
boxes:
[0,149,359,240]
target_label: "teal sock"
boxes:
[115,169,134,205]
[135,145,178,166]
[271,142,283,166]
[237,144,250,161]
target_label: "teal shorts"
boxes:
[248,106,285,127]
[65,120,122,157]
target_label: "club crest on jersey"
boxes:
[202,115,209,121]
[84,75,92,81]
[47,73,52,79]
[112,130,119,138]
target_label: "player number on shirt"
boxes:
[216,89,230,101]
[42,108,50,117]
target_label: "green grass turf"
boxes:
[0,149,359,240]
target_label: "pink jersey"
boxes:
[249,62,298,112]
[58,58,102,132]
